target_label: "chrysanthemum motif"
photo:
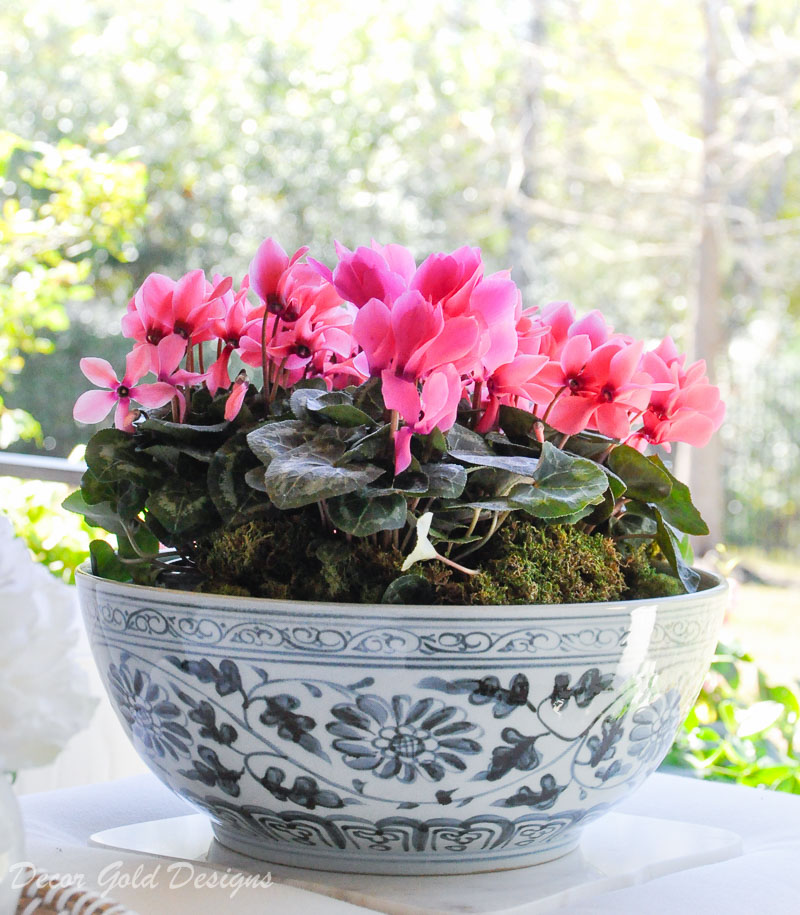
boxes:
[108,660,192,761]
[627,689,682,764]
[327,694,481,782]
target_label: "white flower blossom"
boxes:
[0,513,97,772]
[401,512,438,571]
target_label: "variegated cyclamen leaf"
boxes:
[420,462,468,498]
[146,478,219,536]
[448,451,542,477]
[264,442,385,509]
[247,420,315,466]
[446,423,493,455]
[508,441,608,519]
[327,492,407,536]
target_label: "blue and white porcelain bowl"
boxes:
[77,567,727,875]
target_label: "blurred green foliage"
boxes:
[665,642,800,792]
[0,129,147,448]
[1,463,111,584]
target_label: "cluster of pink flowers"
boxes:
[74,238,725,471]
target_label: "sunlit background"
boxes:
[2,0,800,791]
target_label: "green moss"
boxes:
[191,512,682,605]
[621,543,686,599]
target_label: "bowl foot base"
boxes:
[211,823,580,875]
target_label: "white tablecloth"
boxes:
[19,772,800,914]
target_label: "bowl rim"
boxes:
[76,562,728,621]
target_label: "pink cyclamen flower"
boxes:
[249,238,309,311]
[538,337,656,438]
[122,270,230,348]
[206,275,262,396]
[630,342,725,450]
[73,348,175,432]
[329,241,411,308]
[382,365,464,474]
[411,245,482,316]
[475,354,552,433]
[353,291,482,381]
[149,334,203,419]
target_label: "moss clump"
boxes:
[621,543,686,599]
[189,511,678,605]
[457,520,625,604]
[192,510,404,603]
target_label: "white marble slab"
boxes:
[91,812,742,914]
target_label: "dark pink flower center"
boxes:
[117,385,130,398]
[293,344,312,359]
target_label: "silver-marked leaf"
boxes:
[508,441,608,519]
[146,478,219,536]
[244,467,268,492]
[335,425,391,465]
[137,417,230,442]
[305,391,375,428]
[420,463,468,498]
[264,442,384,509]
[247,420,315,466]
[446,423,492,454]
[327,492,407,536]
[208,432,270,524]
[448,451,541,477]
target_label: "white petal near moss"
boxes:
[401,512,439,571]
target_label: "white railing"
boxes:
[0,452,85,486]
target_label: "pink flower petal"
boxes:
[156,334,188,377]
[80,357,118,389]
[123,345,154,387]
[224,379,249,421]
[249,237,289,302]
[381,371,421,425]
[73,389,117,424]
[130,382,178,409]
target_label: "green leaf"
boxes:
[350,377,385,421]
[137,417,230,443]
[382,575,436,605]
[117,524,160,560]
[606,445,672,503]
[208,431,270,524]
[335,425,391,465]
[327,492,407,536]
[449,450,541,476]
[84,428,158,485]
[648,455,709,536]
[263,442,385,509]
[507,441,609,519]
[140,443,215,465]
[89,539,130,583]
[419,462,468,498]
[247,420,315,466]
[304,390,374,427]
[62,490,127,536]
[498,404,539,440]
[584,466,627,524]
[654,508,699,592]
[446,423,492,454]
[244,467,268,492]
[146,478,219,537]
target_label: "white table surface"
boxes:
[19,771,800,914]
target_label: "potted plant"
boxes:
[68,238,727,875]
